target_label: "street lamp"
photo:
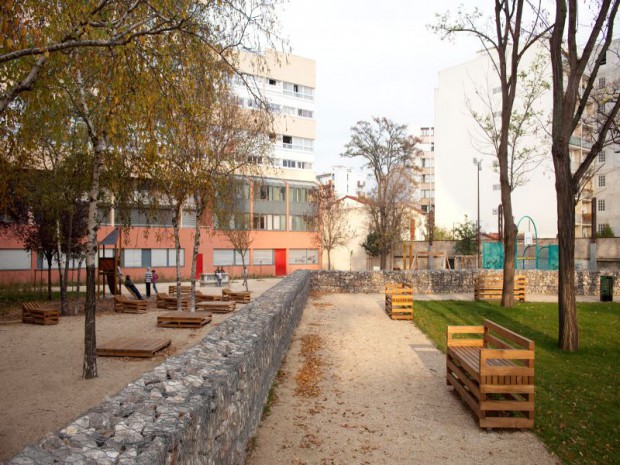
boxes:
[473,158,483,269]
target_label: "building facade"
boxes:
[0,50,321,285]
[316,165,368,198]
[412,126,435,214]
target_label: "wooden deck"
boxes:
[96,337,171,358]
[196,300,236,313]
[157,311,212,328]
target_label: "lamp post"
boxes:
[473,158,483,269]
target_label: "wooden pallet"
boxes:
[157,293,189,310]
[222,288,251,303]
[157,311,212,328]
[96,337,171,358]
[195,291,224,302]
[114,295,147,313]
[22,302,60,325]
[196,300,236,314]
[384,284,414,320]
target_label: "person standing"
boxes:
[152,269,159,295]
[145,267,153,298]
[215,266,223,287]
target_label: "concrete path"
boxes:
[246,293,560,465]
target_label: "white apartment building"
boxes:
[412,126,435,213]
[236,50,317,184]
[316,165,368,198]
[434,43,593,239]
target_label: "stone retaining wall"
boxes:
[311,270,620,295]
[8,270,311,465]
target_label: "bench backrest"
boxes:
[385,283,413,294]
[477,274,527,289]
[22,302,43,311]
[169,285,192,295]
[483,319,534,351]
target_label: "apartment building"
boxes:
[0,50,320,284]
[316,165,368,198]
[412,126,435,214]
[434,42,605,239]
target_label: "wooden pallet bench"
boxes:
[195,291,224,302]
[114,295,147,314]
[474,274,527,301]
[22,302,60,325]
[446,319,535,429]
[222,288,251,303]
[196,300,236,314]
[384,283,414,320]
[168,285,192,296]
[96,337,171,358]
[157,312,212,328]
[157,293,189,310]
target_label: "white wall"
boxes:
[434,44,558,237]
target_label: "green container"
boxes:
[600,275,614,302]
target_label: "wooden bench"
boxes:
[384,283,413,320]
[474,274,527,301]
[446,319,535,429]
[114,295,147,314]
[196,300,236,314]
[156,293,189,310]
[195,291,224,302]
[22,302,60,325]
[222,288,251,303]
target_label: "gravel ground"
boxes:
[245,293,561,465]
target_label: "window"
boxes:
[288,249,319,265]
[253,249,274,265]
[493,183,501,191]
[598,224,610,234]
[283,82,314,100]
[598,175,606,187]
[254,184,286,202]
[599,77,606,89]
[0,249,31,270]
[268,78,276,85]
[213,249,248,266]
[123,248,183,267]
[252,214,286,230]
[599,151,606,163]
[421,158,434,168]
[297,109,313,118]
[289,215,315,231]
[598,199,606,211]
[290,187,314,203]
[282,135,292,148]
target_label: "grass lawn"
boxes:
[414,300,620,465]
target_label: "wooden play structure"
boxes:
[97,227,123,297]
[402,242,450,270]
[22,302,60,325]
[446,320,535,429]
[474,274,527,301]
[384,282,414,320]
[96,337,171,358]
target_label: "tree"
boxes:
[341,117,420,269]
[314,186,353,270]
[453,216,479,256]
[596,224,614,238]
[549,0,620,351]
[433,1,550,308]
[361,231,381,258]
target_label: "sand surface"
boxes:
[245,293,560,465]
[0,279,279,463]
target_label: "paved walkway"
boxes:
[246,293,560,465]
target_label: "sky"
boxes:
[278,0,486,174]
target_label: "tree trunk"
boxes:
[46,255,53,300]
[327,250,331,271]
[173,203,183,312]
[501,199,517,308]
[56,219,68,316]
[190,204,202,313]
[554,147,579,351]
[83,265,98,379]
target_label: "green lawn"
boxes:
[414,300,620,465]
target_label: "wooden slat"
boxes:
[483,319,534,349]
[157,312,211,328]
[481,384,535,394]
[480,400,535,411]
[479,417,534,429]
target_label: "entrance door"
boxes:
[196,253,203,279]
[275,249,287,276]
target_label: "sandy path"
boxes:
[246,293,560,465]
[0,279,280,463]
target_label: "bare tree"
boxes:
[548,0,620,351]
[313,186,353,270]
[433,1,550,307]
[341,117,420,269]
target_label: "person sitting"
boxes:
[124,275,143,300]
[215,266,223,287]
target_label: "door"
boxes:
[275,249,287,276]
[196,253,203,279]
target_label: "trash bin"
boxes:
[600,275,614,302]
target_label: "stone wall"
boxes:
[8,270,311,465]
[311,270,620,295]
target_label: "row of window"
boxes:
[237,97,314,119]
[279,134,314,152]
[231,74,315,101]
[213,248,319,266]
[282,159,312,169]
[122,248,184,268]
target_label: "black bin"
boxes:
[600,275,614,302]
